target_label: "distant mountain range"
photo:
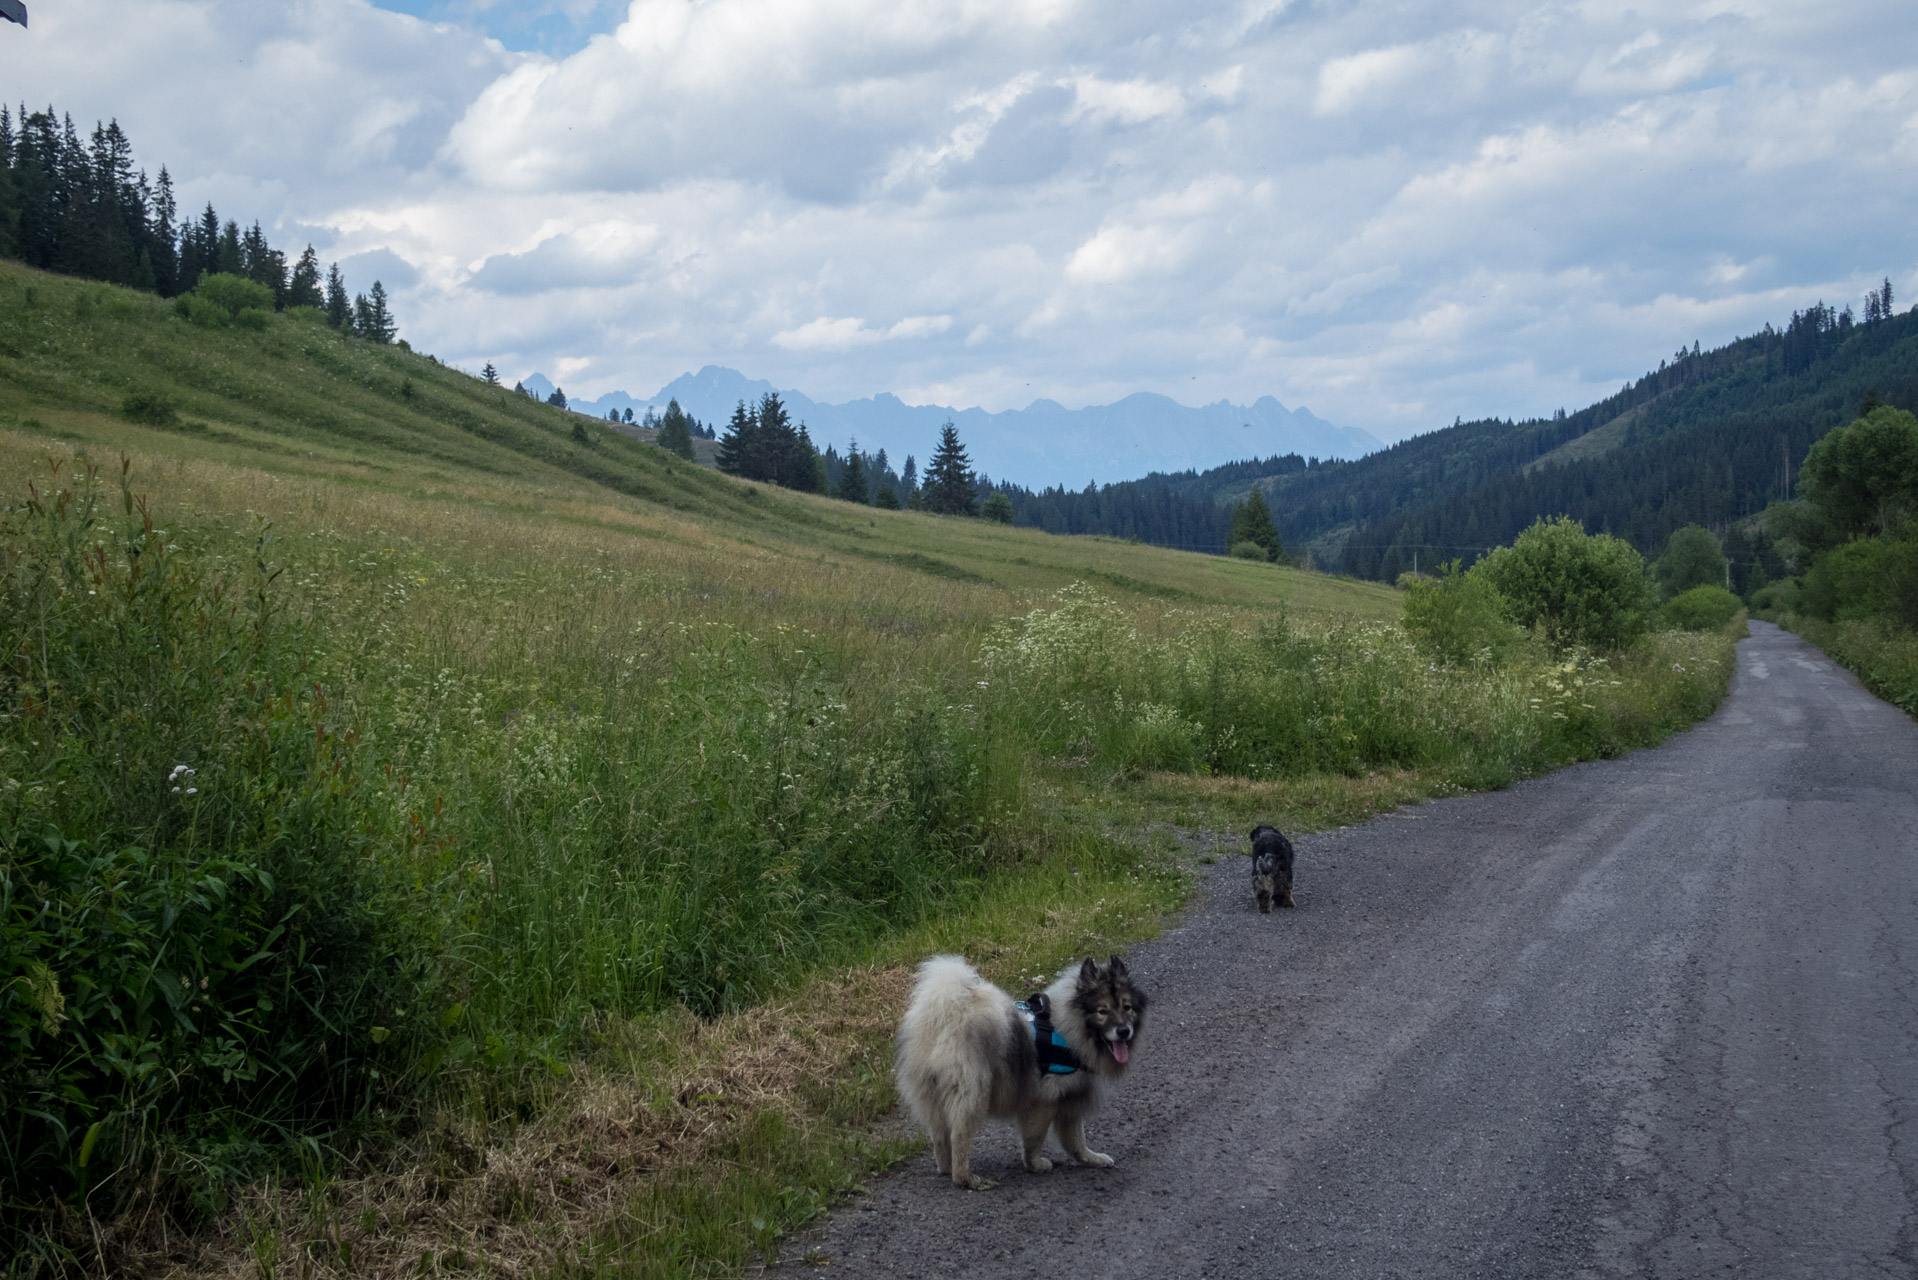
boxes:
[517,367,1381,489]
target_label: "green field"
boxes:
[0,261,1738,1278]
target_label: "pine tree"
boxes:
[352,292,371,335]
[622,407,634,424]
[216,219,242,275]
[900,455,917,496]
[546,386,568,409]
[363,280,396,343]
[288,245,322,308]
[921,424,979,516]
[1228,486,1286,562]
[657,398,696,459]
[874,486,901,510]
[837,441,870,503]
[324,263,350,329]
[716,400,758,476]
[982,491,1014,523]
[481,361,499,385]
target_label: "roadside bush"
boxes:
[0,463,456,1237]
[1799,532,1918,629]
[1661,584,1743,631]
[1654,524,1727,598]
[1401,561,1525,666]
[1473,515,1655,651]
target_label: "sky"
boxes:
[5,0,1917,448]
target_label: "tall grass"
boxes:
[0,454,1746,1261]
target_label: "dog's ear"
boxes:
[1077,957,1101,986]
[1107,954,1128,979]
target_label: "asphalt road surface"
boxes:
[785,622,1918,1278]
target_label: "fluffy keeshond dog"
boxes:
[1250,823,1296,912]
[894,953,1147,1190]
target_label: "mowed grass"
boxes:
[0,261,1736,1279]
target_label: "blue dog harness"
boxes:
[1015,994,1085,1076]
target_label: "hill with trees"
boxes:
[1030,291,1917,576]
[0,103,399,342]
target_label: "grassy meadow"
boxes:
[1,260,1742,1278]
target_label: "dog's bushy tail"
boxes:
[894,955,1005,1134]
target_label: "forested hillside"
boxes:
[1288,294,1918,579]
[1041,293,1918,577]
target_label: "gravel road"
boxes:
[783,621,1918,1278]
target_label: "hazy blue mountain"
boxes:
[542,365,1380,488]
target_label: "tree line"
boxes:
[0,104,397,341]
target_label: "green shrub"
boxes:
[1473,515,1655,651]
[120,391,177,426]
[0,464,456,1233]
[233,306,271,331]
[1229,539,1268,561]
[190,273,276,319]
[1799,532,1918,628]
[1654,524,1727,598]
[982,492,1014,524]
[1401,561,1524,666]
[1661,584,1743,631]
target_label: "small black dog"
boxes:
[1249,824,1295,913]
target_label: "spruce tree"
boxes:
[657,398,696,459]
[481,361,499,385]
[837,441,870,503]
[546,386,567,409]
[1228,486,1286,562]
[288,245,322,309]
[363,280,396,343]
[921,424,979,516]
[323,262,349,328]
[715,400,758,476]
[216,219,242,275]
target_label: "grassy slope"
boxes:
[0,261,1394,624]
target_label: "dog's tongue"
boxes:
[1109,1039,1130,1065]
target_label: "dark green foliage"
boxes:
[874,487,901,510]
[355,281,397,344]
[120,390,177,425]
[1655,524,1728,598]
[988,453,1309,554]
[714,394,820,492]
[324,262,350,330]
[837,446,871,504]
[981,491,1013,523]
[572,419,591,446]
[1284,307,1918,580]
[920,424,978,516]
[1662,584,1744,631]
[1228,486,1286,562]
[0,465,454,1239]
[1402,561,1523,666]
[1798,405,1918,542]
[656,398,697,460]
[1228,539,1267,560]
[1473,516,1655,651]
[1799,531,1918,628]
[480,361,499,386]
[546,386,568,409]
[287,246,322,310]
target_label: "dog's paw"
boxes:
[959,1174,998,1191]
[1077,1151,1115,1168]
[1026,1155,1054,1174]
